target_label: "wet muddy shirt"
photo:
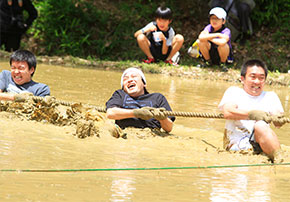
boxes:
[0,70,50,96]
[218,86,283,148]
[106,89,175,129]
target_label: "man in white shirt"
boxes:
[218,59,284,163]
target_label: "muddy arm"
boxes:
[0,92,15,101]
[106,107,135,120]
[159,118,173,132]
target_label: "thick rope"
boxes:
[1,162,290,172]
[163,111,225,119]
[30,96,290,124]
[31,96,107,113]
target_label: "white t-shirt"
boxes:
[218,86,284,150]
[142,22,175,46]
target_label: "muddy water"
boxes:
[0,62,290,201]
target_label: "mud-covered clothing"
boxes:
[218,86,284,151]
[106,89,175,129]
[142,21,175,61]
[203,24,232,64]
[0,70,50,97]
[0,0,38,51]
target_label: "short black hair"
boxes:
[10,50,37,77]
[155,6,172,20]
[241,59,268,79]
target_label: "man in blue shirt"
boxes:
[0,49,50,101]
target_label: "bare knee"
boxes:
[198,39,206,46]
[255,120,268,131]
[198,40,209,49]
[136,34,147,42]
[254,120,272,141]
[174,34,184,44]
[254,120,280,155]
[218,43,229,52]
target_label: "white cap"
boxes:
[120,67,146,88]
[209,7,227,20]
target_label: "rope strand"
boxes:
[29,96,290,124]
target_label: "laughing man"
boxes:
[0,50,50,101]
[218,59,284,163]
[106,67,175,132]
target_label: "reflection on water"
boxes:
[110,174,136,202]
[0,62,290,201]
[210,167,272,202]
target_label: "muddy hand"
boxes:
[248,110,271,123]
[133,107,154,120]
[272,114,286,128]
[150,107,167,120]
[14,93,33,102]
[107,123,123,138]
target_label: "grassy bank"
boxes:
[18,0,289,73]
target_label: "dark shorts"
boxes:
[249,130,263,154]
[150,45,172,61]
[209,42,221,65]
[203,42,233,65]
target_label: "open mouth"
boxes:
[127,83,136,89]
[159,26,165,30]
[13,75,22,81]
[252,86,260,90]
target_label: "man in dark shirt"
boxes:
[106,67,175,132]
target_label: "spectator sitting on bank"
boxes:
[0,50,50,102]
[209,0,256,45]
[106,67,175,133]
[198,7,232,72]
[0,0,38,52]
[134,6,184,66]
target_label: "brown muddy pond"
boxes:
[0,61,290,201]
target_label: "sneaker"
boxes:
[143,57,155,64]
[171,51,180,64]
[220,63,228,72]
[165,59,178,66]
[200,60,211,68]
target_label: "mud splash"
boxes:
[1,96,290,165]
[0,96,105,138]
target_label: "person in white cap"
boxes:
[198,7,232,72]
[106,67,175,132]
